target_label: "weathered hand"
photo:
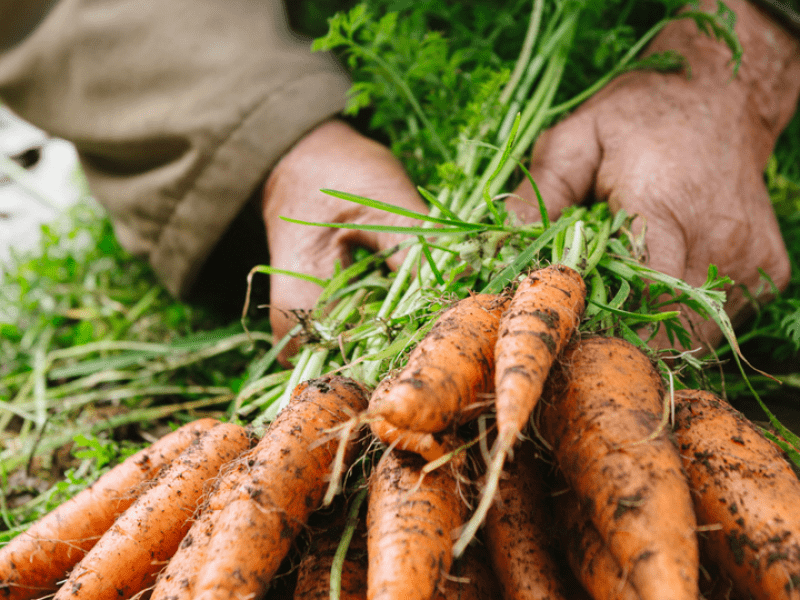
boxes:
[508,0,800,353]
[262,119,427,363]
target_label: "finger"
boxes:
[509,112,601,223]
[680,192,791,354]
[267,222,350,366]
[604,187,697,355]
[328,174,428,272]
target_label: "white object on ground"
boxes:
[0,105,84,270]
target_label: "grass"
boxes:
[2,0,800,537]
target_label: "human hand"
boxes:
[508,0,800,354]
[262,119,427,363]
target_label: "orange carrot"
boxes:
[494,264,586,449]
[435,543,503,600]
[553,486,642,600]
[456,265,585,556]
[150,448,256,600]
[52,422,251,600]
[537,336,698,600]
[369,293,508,435]
[293,508,368,600]
[369,376,464,463]
[367,449,467,600]
[673,388,800,600]
[193,375,369,600]
[482,438,570,600]
[0,418,219,600]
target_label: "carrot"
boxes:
[52,422,251,600]
[536,336,698,600]
[673,388,800,600]
[193,375,369,600]
[482,438,570,600]
[455,265,586,556]
[369,293,508,435]
[150,448,256,600]
[553,486,642,600]
[494,264,586,449]
[435,543,503,600]
[367,449,467,600]
[293,507,368,600]
[0,418,220,600]
[369,376,464,463]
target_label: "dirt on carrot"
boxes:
[367,449,468,600]
[0,418,220,600]
[368,376,465,464]
[536,336,698,600]
[493,264,586,450]
[52,422,251,600]
[192,375,369,600]
[150,447,258,600]
[552,485,642,600]
[673,388,800,600]
[293,507,368,600]
[368,293,509,435]
[482,437,571,600]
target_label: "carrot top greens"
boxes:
[242,0,745,420]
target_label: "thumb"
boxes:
[510,112,601,223]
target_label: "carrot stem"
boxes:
[330,486,368,600]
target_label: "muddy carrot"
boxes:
[369,294,509,434]
[52,422,251,600]
[456,265,585,556]
[537,336,698,600]
[193,375,369,600]
[367,449,467,600]
[674,388,800,600]
[0,418,220,600]
[482,439,570,600]
[493,264,586,449]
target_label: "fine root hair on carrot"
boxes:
[537,336,698,600]
[0,418,221,600]
[322,414,368,507]
[52,422,252,600]
[192,375,369,600]
[456,265,587,556]
[367,376,465,463]
[368,293,509,434]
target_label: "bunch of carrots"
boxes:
[3,264,800,600]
